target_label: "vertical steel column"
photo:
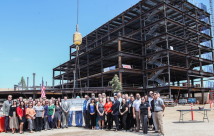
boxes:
[53,70,55,89]
[101,46,103,87]
[60,65,61,89]
[96,30,98,47]
[122,14,125,36]
[87,54,89,87]
[108,23,110,40]
[62,75,64,89]
[118,38,122,84]
[33,73,36,90]
[140,3,146,92]
[164,3,171,99]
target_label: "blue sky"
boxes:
[0,0,212,89]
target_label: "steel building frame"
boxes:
[53,0,213,101]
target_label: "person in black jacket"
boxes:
[9,99,19,134]
[88,97,96,130]
[111,95,120,132]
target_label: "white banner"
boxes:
[62,98,85,111]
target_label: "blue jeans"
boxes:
[5,116,9,131]
[48,115,53,129]
[68,111,73,126]
[75,111,83,126]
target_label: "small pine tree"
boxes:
[109,74,122,93]
[19,76,27,89]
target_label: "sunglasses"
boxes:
[154,94,157,95]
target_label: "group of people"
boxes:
[83,91,165,136]
[2,91,165,136]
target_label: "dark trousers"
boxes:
[107,113,112,129]
[85,110,90,128]
[119,115,122,129]
[48,115,53,129]
[149,114,153,126]
[83,110,86,127]
[5,116,9,131]
[90,114,96,127]
[113,115,119,130]
[40,117,43,130]
[126,113,131,130]
[141,114,148,134]
[131,114,136,128]
[35,117,42,131]
[122,114,127,130]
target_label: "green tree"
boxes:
[109,74,122,93]
[19,76,27,89]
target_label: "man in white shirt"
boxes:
[133,93,141,132]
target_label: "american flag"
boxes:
[41,77,46,98]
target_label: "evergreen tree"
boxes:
[109,74,122,93]
[19,76,27,89]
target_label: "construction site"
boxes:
[51,0,214,103]
[0,0,213,103]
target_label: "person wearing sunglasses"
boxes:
[26,103,36,133]
[2,95,13,133]
[139,96,150,135]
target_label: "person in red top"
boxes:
[16,101,26,134]
[104,96,113,130]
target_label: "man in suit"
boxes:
[2,95,12,133]
[61,96,71,128]
[111,95,120,132]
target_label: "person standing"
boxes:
[88,97,96,130]
[2,95,13,133]
[117,93,122,129]
[48,100,55,130]
[83,95,88,128]
[96,98,105,130]
[34,101,44,132]
[26,103,36,133]
[139,96,151,134]
[61,96,70,128]
[154,92,165,136]
[111,95,120,132]
[104,96,113,131]
[44,100,49,131]
[151,93,158,133]
[54,100,61,129]
[120,98,128,132]
[17,101,26,134]
[85,95,91,129]
[9,100,19,134]
[130,96,136,132]
[125,94,131,130]
[148,91,154,129]
[133,93,141,132]
[75,96,83,127]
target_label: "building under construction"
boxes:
[53,0,214,101]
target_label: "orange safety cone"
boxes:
[191,103,194,121]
